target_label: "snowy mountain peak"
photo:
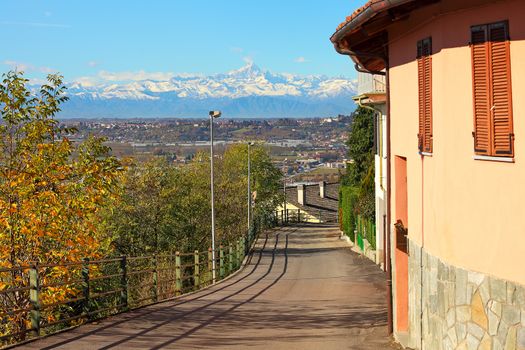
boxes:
[219,62,263,79]
[61,63,357,118]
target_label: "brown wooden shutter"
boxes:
[471,21,514,157]
[489,22,514,156]
[471,26,490,155]
[417,42,425,152]
[417,38,432,153]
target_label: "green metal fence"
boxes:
[0,213,278,348]
[355,215,376,251]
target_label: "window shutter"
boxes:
[471,26,490,155]
[489,22,514,156]
[471,21,514,157]
[422,39,433,153]
[417,42,425,152]
[417,38,432,153]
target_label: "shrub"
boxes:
[339,185,359,242]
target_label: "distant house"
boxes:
[331,0,525,349]
[351,72,388,268]
[277,182,339,224]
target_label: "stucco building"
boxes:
[353,72,388,268]
[331,0,525,349]
[277,182,339,224]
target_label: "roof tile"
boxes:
[335,0,381,31]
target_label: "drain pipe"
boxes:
[385,68,393,336]
[334,43,393,335]
[420,154,425,349]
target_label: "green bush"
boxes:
[339,185,359,241]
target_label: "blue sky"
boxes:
[0,1,364,83]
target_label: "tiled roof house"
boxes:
[331,0,525,348]
[279,182,339,224]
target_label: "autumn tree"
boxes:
[0,72,122,338]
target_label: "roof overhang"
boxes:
[352,93,387,105]
[330,0,440,72]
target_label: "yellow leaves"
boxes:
[24,319,32,330]
[8,203,18,214]
[0,72,123,337]
[13,275,23,283]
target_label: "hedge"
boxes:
[339,185,359,242]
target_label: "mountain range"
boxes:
[59,63,357,118]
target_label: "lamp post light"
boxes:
[283,178,286,224]
[209,110,221,283]
[283,158,287,224]
[247,142,253,240]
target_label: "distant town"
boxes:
[60,115,352,183]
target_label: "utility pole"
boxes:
[247,142,253,237]
[283,159,287,223]
[209,110,221,283]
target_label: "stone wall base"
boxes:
[406,240,525,350]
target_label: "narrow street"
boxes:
[21,225,399,350]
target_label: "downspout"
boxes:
[379,112,384,191]
[385,67,393,336]
[335,43,393,335]
[420,155,425,349]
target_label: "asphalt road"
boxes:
[20,224,399,350]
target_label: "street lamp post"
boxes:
[283,159,287,224]
[247,142,253,241]
[209,110,221,284]
[283,178,287,224]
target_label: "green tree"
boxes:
[345,107,375,186]
[216,144,283,243]
[342,106,375,220]
[105,159,181,256]
[171,152,213,251]
[106,143,283,255]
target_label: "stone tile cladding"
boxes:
[407,240,525,350]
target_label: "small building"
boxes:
[353,72,388,269]
[331,0,525,349]
[277,182,339,224]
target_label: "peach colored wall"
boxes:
[388,0,525,285]
[394,156,408,226]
